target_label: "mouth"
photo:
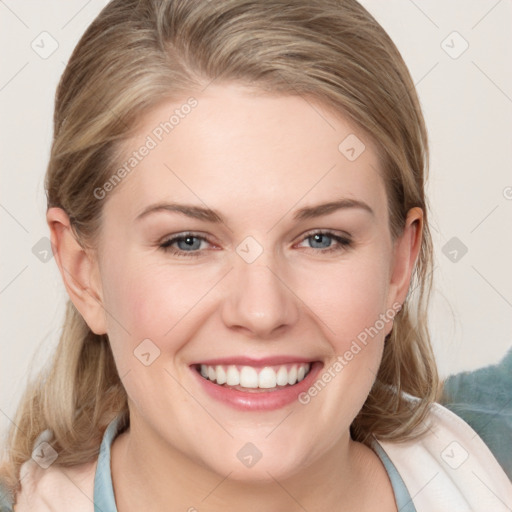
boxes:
[193,362,313,393]
[189,359,324,411]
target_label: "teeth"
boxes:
[240,366,259,388]
[226,365,240,386]
[258,367,277,388]
[276,366,289,386]
[198,362,312,389]
[287,365,297,385]
[215,365,226,385]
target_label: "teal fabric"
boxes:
[441,347,512,480]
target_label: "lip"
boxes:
[190,355,315,367]
[190,360,324,411]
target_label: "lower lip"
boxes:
[190,361,323,411]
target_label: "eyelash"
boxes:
[158,230,352,258]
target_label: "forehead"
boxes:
[103,82,387,224]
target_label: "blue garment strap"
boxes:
[94,416,122,512]
[371,439,417,512]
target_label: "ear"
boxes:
[47,207,107,335]
[387,207,423,310]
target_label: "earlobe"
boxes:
[388,207,423,309]
[46,207,107,335]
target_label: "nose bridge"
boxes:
[221,237,299,336]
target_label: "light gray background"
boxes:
[1,0,511,440]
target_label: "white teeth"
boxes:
[198,362,312,389]
[226,365,240,386]
[215,365,227,385]
[258,367,277,388]
[287,365,297,385]
[240,366,259,388]
[276,366,289,386]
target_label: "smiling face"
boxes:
[80,82,416,481]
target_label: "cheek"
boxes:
[295,253,391,352]
[99,258,206,406]
[294,258,392,430]
[101,256,220,356]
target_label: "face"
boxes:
[90,82,410,481]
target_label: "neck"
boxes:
[111,416,395,512]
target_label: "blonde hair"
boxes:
[1,0,439,492]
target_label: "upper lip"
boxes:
[191,356,317,367]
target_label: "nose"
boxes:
[220,253,300,339]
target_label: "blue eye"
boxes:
[159,233,207,257]
[299,230,352,253]
[159,230,352,258]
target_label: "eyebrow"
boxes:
[135,198,374,223]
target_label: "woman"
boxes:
[1,0,510,510]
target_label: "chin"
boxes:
[197,444,307,485]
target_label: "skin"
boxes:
[48,82,422,511]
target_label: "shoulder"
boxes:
[12,451,97,511]
[375,402,512,512]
